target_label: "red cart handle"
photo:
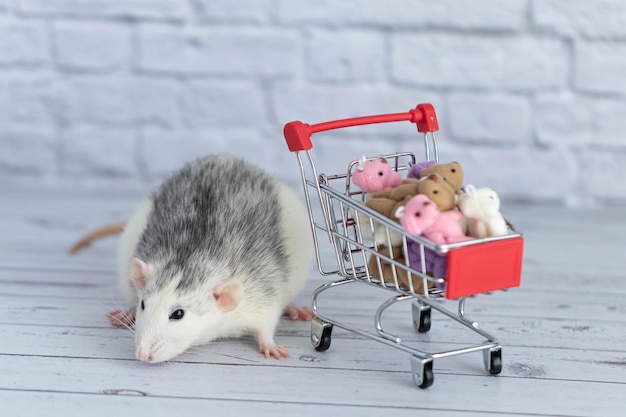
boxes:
[283,103,439,152]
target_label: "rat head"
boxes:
[128,258,243,363]
[395,194,439,236]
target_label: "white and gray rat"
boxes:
[108,154,314,363]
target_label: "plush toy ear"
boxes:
[357,155,367,171]
[129,258,150,291]
[212,280,244,312]
[394,205,405,219]
[465,184,477,197]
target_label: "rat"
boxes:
[74,154,314,363]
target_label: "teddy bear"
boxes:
[366,245,430,293]
[355,174,457,292]
[457,184,508,239]
[369,174,456,213]
[408,161,464,195]
[394,194,472,283]
[405,241,447,281]
[395,194,472,245]
[357,174,456,246]
[352,155,403,194]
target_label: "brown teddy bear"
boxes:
[357,174,455,246]
[356,174,456,246]
[356,174,456,292]
[367,173,456,215]
[408,161,464,195]
[366,245,430,293]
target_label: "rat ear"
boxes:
[212,280,244,312]
[129,258,150,291]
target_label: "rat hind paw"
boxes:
[282,303,314,321]
[258,341,290,360]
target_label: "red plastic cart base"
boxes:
[445,237,524,299]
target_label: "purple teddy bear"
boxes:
[406,241,448,281]
[407,160,436,180]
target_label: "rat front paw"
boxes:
[107,307,136,328]
[258,342,290,360]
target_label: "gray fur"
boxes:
[135,154,288,297]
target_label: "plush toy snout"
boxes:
[395,195,438,236]
[406,199,432,218]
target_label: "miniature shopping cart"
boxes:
[282,104,524,389]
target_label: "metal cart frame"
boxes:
[283,104,524,388]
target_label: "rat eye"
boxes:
[170,309,185,320]
[141,300,145,310]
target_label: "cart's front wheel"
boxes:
[411,356,434,389]
[311,317,333,352]
[412,301,432,333]
[483,346,503,375]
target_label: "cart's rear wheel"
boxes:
[311,317,333,352]
[483,346,502,375]
[411,356,434,389]
[412,302,432,333]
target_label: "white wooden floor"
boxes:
[1,185,625,417]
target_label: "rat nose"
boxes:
[136,348,153,362]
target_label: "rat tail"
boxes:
[69,221,126,254]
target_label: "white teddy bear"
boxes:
[457,185,508,239]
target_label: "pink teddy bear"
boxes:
[395,194,472,245]
[352,155,402,193]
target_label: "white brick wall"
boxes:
[18,0,189,21]
[52,21,132,72]
[1,0,626,205]
[0,17,48,66]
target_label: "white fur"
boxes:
[116,197,153,305]
[118,181,314,363]
[273,181,315,306]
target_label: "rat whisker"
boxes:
[96,299,137,335]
